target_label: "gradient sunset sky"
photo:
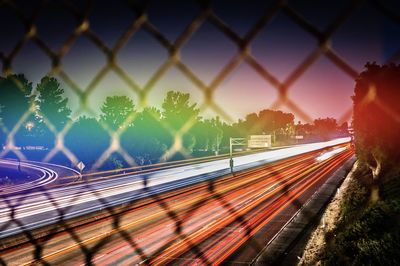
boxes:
[1,0,399,123]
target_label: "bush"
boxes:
[322,177,400,266]
[353,63,400,167]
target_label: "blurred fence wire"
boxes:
[0,0,398,168]
[0,0,399,265]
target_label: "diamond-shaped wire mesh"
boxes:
[0,0,399,265]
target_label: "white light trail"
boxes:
[316,147,347,162]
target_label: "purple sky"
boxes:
[1,0,399,123]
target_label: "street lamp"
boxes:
[25,121,34,132]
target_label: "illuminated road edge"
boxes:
[0,137,350,238]
[251,155,356,265]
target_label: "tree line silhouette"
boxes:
[0,74,348,170]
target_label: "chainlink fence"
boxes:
[0,0,399,265]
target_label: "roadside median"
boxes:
[251,156,356,265]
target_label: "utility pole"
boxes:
[272,120,276,145]
[229,137,246,174]
[215,135,219,156]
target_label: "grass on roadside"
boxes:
[321,165,400,265]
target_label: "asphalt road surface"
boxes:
[0,138,353,265]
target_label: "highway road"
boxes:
[0,138,353,265]
[0,138,349,238]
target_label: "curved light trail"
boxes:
[0,159,59,195]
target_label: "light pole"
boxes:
[25,121,34,132]
[215,135,219,155]
[229,137,246,174]
[272,120,276,145]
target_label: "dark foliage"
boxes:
[321,63,400,265]
[322,176,400,266]
[64,116,110,167]
[353,63,400,172]
[0,74,32,130]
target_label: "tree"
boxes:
[121,107,167,165]
[313,117,338,140]
[338,122,349,136]
[64,116,110,167]
[353,63,400,202]
[192,120,208,151]
[235,109,295,143]
[258,109,295,136]
[0,74,32,131]
[34,76,71,149]
[295,122,313,137]
[272,110,295,134]
[243,113,262,135]
[192,117,223,153]
[35,77,71,131]
[100,96,136,131]
[220,122,241,149]
[205,117,223,153]
[161,91,200,152]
